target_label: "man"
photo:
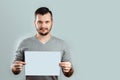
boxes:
[11,7,74,80]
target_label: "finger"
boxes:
[59,62,66,66]
[60,62,71,65]
[63,68,70,72]
[14,64,23,67]
[15,61,26,65]
[60,62,71,67]
[15,61,22,64]
[20,62,26,65]
[13,64,23,71]
[15,66,22,69]
[64,67,71,70]
[13,62,25,70]
[15,67,22,71]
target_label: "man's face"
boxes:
[34,13,53,36]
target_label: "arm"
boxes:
[60,40,74,77]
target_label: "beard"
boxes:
[37,27,52,36]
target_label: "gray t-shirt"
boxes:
[14,36,72,80]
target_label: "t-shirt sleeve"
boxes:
[61,41,72,63]
[14,40,27,62]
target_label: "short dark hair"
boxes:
[35,7,53,19]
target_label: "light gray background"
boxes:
[0,0,120,80]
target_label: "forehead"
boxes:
[35,13,52,21]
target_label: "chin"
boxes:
[39,32,49,36]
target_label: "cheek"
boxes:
[35,24,41,29]
[35,26,40,30]
[48,24,52,28]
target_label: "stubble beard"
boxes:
[37,27,52,36]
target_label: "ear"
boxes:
[51,20,53,26]
[34,20,36,27]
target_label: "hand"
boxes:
[59,62,72,72]
[12,61,26,73]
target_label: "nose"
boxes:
[41,22,46,28]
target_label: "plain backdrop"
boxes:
[0,0,120,80]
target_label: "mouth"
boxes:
[40,28,48,30]
[39,28,48,33]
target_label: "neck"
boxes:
[36,33,51,44]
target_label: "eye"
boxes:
[45,21,50,24]
[38,21,42,24]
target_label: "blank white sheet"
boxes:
[25,51,61,76]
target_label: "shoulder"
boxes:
[51,36,68,47]
[23,36,34,41]
[52,36,65,43]
[17,36,35,46]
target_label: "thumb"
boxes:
[20,61,26,65]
